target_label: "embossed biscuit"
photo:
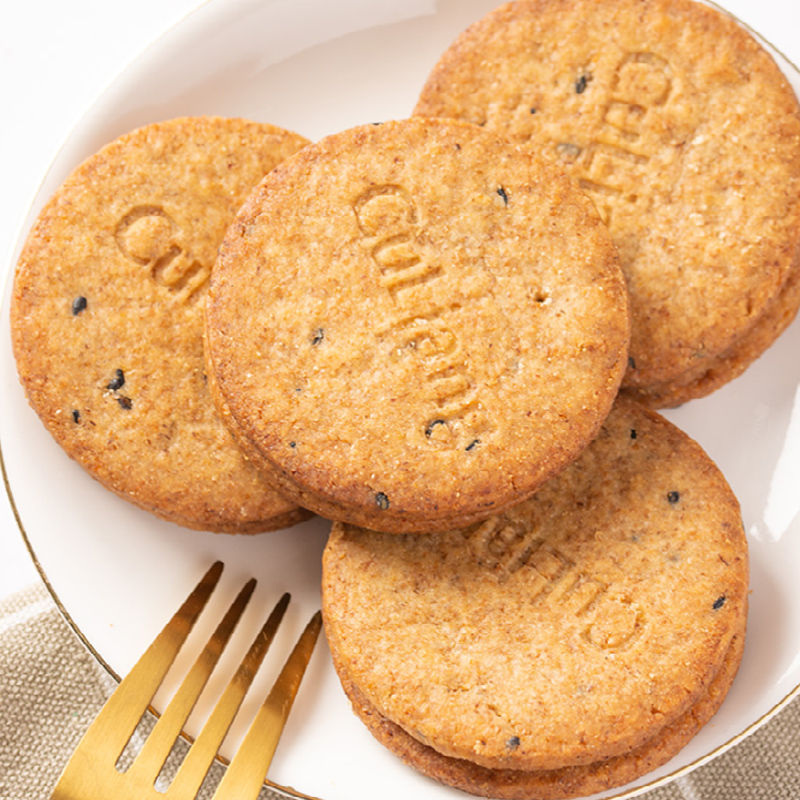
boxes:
[11,116,312,533]
[205,117,630,533]
[321,398,748,779]
[414,0,800,404]
[334,623,745,800]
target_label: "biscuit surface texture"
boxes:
[205,117,629,533]
[336,625,745,800]
[624,244,800,406]
[415,0,800,402]
[321,398,748,778]
[11,116,312,533]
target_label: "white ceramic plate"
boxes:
[2,1,800,798]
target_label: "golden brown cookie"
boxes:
[336,624,745,800]
[414,0,800,405]
[321,398,748,792]
[11,116,312,533]
[205,117,630,533]
[624,245,800,407]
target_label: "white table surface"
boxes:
[2,0,799,600]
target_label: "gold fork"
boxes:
[50,561,322,800]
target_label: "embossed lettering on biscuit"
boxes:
[115,205,210,301]
[465,513,646,653]
[355,185,494,450]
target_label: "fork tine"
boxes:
[73,561,224,767]
[212,610,323,800]
[166,592,291,798]
[126,577,257,784]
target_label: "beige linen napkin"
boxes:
[1,583,798,800]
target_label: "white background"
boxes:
[1,0,799,593]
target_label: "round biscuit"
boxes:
[414,0,800,400]
[205,117,630,533]
[11,116,312,533]
[321,397,749,772]
[335,623,745,800]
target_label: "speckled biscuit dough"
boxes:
[625,245,800,407]
[321,398,749,793]
[414,0,800,405]
[11,116,313,533]
[334,624,745,800]
[205,117,630,533]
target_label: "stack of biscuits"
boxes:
[11,0,800,797]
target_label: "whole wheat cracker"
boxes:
[321,397,749,780]
[11,116,312,533]
[205,116,630,533]
[414,0,800,405]
[334,623,745,800]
